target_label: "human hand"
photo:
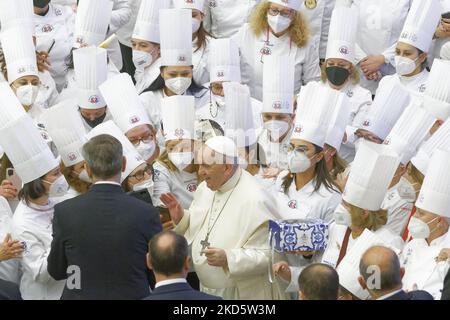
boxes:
[360,55,385,77]
[160,193,184,225]
[0,234,23,261]
[0,180,18,200]
[203,247,228,268]
[272,261,291,282]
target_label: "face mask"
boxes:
[334,204,352,226]
[169,152,194,171]
[288,151,313,173]
[135,140,156,161]
[326,66,350,87]
[132,178,154,194]
[214,95,226,107]
[82,112,107,128]
[33,0,50,8]
[267,14,292,34]
[408,216,439,239]
[77,169,91,183]
[165,77,192,95]
[192,18,201,34]
[395,56,419,76]
[264,120,290,141]
[132,50,154,70]
[15,84,39,107]
[42,175,70,197]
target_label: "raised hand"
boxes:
[160,193,184,225]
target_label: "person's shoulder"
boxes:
[408,290,434,300]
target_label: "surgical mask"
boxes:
[264,120,290,141]
[77,169,91,183]
[333,204,352,226]
[132,50,154,70]
[169,152,194,171]
[214,95,226,107]
[192,18,201,34]
[326,66,350,87]
[288,151,313,173]
[132,178,154,195]
[267,14,292,34]
[408,216,439,239]
[165,77,192,95]
[136,140,156,161]
[82,112,107,128]
[33,0,50,8]
[395,56,419,76]
[15,84,39,107]
[42,175,69,197]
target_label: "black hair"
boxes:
[298,263,340,300]
[18,176,47,206]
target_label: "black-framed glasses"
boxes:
[268,7,294,18]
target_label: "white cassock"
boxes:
[174,168,281,300]
[135,58,162,95]
[375,70,429,100]
[192,37,211,86]
[401,234,450,300]
[232,23,321,100]
[152,161,198,209]
[0,197,20,284]
[258,128,292,171]
[12,200,65,300]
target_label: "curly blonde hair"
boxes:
[348,203,388,231]
[249,1,310,48]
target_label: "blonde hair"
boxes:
[348,204,388,231]
[249,1,310,48]
[320,60,360,85]
[61,162,90,194]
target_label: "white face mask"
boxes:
[214,95,226,107]
[334,204,352,227]
[288,151,313,173]
[132,50,154,70]
[408,216,439,239]
[395,56,419,76]
[43,175,70,197]
[135,140,156,161]
[192,18,201,34]
[168,152,194,171]
[264,120,290,141]
[165,77,192,95]
[267,14,292,34]
[15,84,39,107]
[132,178,154,194]
[77,169,92,183]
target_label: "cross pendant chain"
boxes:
[200,236,211,256]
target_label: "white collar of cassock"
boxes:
[217,167,242,194]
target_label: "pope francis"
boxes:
[161,136,281,300]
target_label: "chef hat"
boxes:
[0,82,28,127]
[74,0,114,48]
[209,38,241,83]
[41,100,88,167]
[441,41,450,61]
[161,96,196,141]
[0,0,34,35]
[159,9,192,67]
[205,136,238,158]
[362,82,411,140]
[223,82,256,148]
[416,149,450,217]
[269,0,301,11]
[325,6,358,64]
[398,0,442,53]
[133,0,171,43]
[343,140,400,211]
[0,24,38,84]
[423,59,450,120]
[74,46,108,110]
[99,73,152,134]
[0,115,58,184]
[86,120,146,182]
[172,0,205,12]
[291,82,339,147]
[263,55,295,114]
[411,119,450,175]
[384,102,436,165]
[325,91,351,151]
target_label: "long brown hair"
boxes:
[348,203,388,232]
[194,22,213,53]
[249,1,310,48]
[60,162,90,194]
[331,153,348,181]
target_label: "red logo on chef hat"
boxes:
[175,128,185,138]
[68,153,78,162]
[294,125,303,133]
[89,95,100,104]
[187,183,197,192]
[272,101,282,110]
[42,24,54,33]
[339,46,349,55]
[363,120,371,127]
[383,138,391,146]
[186,0,194,3]
[217,71,225,78]
[209,0,217,8]
[76,36,84,44]
[130,115,140,124]
[178,55,186,62]
[288,200,297,209]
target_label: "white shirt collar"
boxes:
[218,168,242,193]
[154,278,187,289]
[376,289,403,300]
[94,181,122,186]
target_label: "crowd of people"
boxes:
[0,0,450,300]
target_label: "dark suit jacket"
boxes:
[0,279,22,300]
[441,269,450,300]
[143,282,222,300]
[47,184,162,300]
[383,290,433,300]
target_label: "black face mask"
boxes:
[33,0,50,9]
[82,112,107,129]
[326,66,350,87]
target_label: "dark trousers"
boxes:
[120,42,136,83]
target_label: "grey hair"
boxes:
[82,134,123,180]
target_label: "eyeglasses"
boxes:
[287,145,309,154]
[129,165,153,181]
[130,136,153,146]
[268,7,294,18]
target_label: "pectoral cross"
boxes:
[200,237,210,256]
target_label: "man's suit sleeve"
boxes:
[146,205,163,239]
[441,269,450,300]
[47,206,69,281]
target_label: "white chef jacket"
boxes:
[232,23,321,100]
[116,0,142,48]
[382,177,416,237]
[401,234,450,300]
[192,37,211,86]
[12,200,65,300]
[375,70,429,100]
[135,58,162,94]
[35,71,59,110]
[0,197,20,284]
[152,161,199,209]
[203,0,259,39]
[106,0,132,71]
[258,128,293,171]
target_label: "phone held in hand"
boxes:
[158,206,171,223]
[6,168,22,195]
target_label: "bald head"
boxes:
[148,231,188,276]
[298,264,339,300]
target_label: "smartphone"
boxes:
[442,12,450,19]
[6,168,22,192]
[158,206,171,223]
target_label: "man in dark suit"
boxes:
[298,263,340,300]
[358,246,433,300]
[47,134,162,300]
[0,279,21,300]
[144,231,221,300]
[442,268,450,300]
